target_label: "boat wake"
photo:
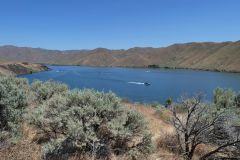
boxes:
[128,81,145,85]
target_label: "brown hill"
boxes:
[0,62,48,76]
[0,41,240,72]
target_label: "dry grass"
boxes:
[157,134,180,154]
[154,107,172,124]
[0,139,41,160]
[125,103,181,160]
[69,154,134,160]
[0,123,41,160]
[125,103,174,141]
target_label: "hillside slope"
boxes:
[0,62,48,76]
[0,41,240,72]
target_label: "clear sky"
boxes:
[0,0,240,50]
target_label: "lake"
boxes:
[20,65,240,103]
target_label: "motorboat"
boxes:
[144,82,150,86]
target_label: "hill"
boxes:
[0,62,48,76]
[0,41,240,72]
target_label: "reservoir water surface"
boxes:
[20,65,240,103]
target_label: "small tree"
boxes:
[171,94,240,160]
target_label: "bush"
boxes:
[165,97,173,108]
[171,94,240,160]
[28,85,153,159]
[213,88,240,125]
[0,76,28,148]
[31,80,68,104]
[151,101,160,108]
[214,88,235,110]
[155,107,171,123]
[235,93,240,108]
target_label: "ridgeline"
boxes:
[0,41,240,72]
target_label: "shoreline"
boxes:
[46,63,240,74]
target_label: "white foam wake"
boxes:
[128,82,145,85]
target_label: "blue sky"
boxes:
[0,0,239,50]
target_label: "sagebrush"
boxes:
[0,76,28,148]
[27,81,153,159]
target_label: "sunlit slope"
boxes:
[0,41,239,72]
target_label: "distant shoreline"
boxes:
[46,63,240,74]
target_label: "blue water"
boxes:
[20,65,240,103]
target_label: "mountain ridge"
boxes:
[0,41,240,72]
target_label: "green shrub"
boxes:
[213,88,240,125]
[151,101,160,108]
[0,76,28,147]
[28,86,153,159]
[147,64,159,68]
[213,89,240,158]
[165,97,173,108]
[214,88,235,110]
[235,93,240,108]
[155,107,171,123]
[30,80,68,104]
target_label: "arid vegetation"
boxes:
[170,94,240,159]
[0,76,239,160]
[0,77,153,160]
[0,77,28,147]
